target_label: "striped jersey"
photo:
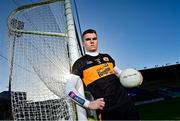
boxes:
[72,53,131,110]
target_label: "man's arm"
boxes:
[65,74,90,108]
[113,66,122,77]
[114,67,143,86]
[65,74,105,110]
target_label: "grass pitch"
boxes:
[137,97,180,120]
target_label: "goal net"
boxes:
[7,0,81,120]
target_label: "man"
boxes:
[65,29,140,120]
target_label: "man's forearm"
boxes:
[65,74,90,108]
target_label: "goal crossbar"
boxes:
[8,0,67,37]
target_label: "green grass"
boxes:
[137,97,180,120]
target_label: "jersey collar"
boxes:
[85,51,99,57]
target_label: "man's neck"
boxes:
[85,51,99,56]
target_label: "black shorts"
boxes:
[97,101,139,121]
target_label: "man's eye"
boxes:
[85,37,97,41]
[85,38,91,41]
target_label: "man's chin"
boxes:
[87,49,97,52]
[91,49,97,52]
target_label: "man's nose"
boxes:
[90,40,95,43]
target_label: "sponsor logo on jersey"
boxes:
[86,61,93,65]
[83,62,114,86]
[96,63,111,77]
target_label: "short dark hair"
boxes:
[82,29,97,37]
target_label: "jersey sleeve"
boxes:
[106,54,115,67]
[72,60,83,78]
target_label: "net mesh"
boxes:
[8,0,76,120]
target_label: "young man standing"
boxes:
[65,29,139,120]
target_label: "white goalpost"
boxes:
[7,0,87,120]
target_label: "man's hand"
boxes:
[88,98,105,110]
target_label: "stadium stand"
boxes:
[128,64,180,105]
[140,63,180,91]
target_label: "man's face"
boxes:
[83,33,98,52]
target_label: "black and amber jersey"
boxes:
[72,53,131,110]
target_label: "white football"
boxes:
[119,68,143,88]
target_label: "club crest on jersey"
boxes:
[103,57,109,62]
[95,58,101,64]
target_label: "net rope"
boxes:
[8,0,76,120]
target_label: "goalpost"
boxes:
[7,0,87,120]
